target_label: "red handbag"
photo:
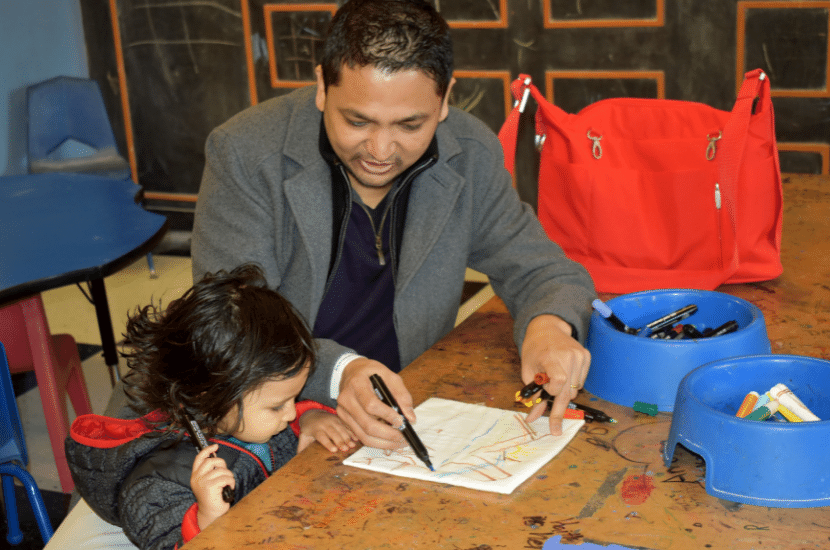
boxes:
[499,69,783,293]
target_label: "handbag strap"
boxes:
[716,68,771,277]
[498,75,562,175]
[719,69,769,193]
[497,76,531,176]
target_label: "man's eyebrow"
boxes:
[340,108,429,124]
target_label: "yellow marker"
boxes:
[776,402,803,422]
[769,383,820,421]
[735,391,760,418]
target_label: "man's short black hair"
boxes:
[321,0,454,97]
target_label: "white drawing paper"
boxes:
[343,397,584,494]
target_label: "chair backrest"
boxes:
[27,76,119,160]
[0,342,28,466]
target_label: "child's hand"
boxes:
[190,444,235,530]
[298,410,358,453]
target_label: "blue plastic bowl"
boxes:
[584,289,770,411]
[663,354,830,507]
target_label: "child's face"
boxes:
[219,368,310,444]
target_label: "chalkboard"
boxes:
[744,7,827,91]
[81,0,830,210]
[450,72,511,135]
[266,8,330,84]
[552,76,660,113]
[547,0,657,21]
[115,0,250,194]
[438,0,504,24]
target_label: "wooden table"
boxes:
[184,173,829,550]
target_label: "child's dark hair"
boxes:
[122,264,316,438]
[321,0,453,97]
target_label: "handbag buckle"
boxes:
[587,130,603,159]
[707,131,722,161]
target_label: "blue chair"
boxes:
[26,75,157,277]
[0,342,54,546]
[26,76,130,179]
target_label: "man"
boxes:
[192,0,596,446]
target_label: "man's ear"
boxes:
[439,76,456,122]
[315,65,326,113]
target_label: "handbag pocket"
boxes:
[538,158,725,272]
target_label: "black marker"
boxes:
[183,412,235,504]
[646,304,698,337]
[541,390,616,423]
[569,402,617,424]
[702,320,739,338]
[369,374,435,471]
[681,324,704,339]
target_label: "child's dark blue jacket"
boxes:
[65,401,332,550]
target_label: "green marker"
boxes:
[744,400,779,421]
[633,401,659,416]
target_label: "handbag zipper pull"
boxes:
[707,131,722,160]
[517,76,532,113]
[714,183,722,209]
[587,130,603,159]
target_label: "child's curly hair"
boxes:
[122,264,316,438]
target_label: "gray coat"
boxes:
[192,86,595,408]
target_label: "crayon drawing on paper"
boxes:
[343,397,584,494]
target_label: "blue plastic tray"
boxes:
[584,289,770,411]
[663,354,830,507]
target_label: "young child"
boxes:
[65,264,356,550]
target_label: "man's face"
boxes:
[315,64,454,206]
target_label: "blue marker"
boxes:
[751,393,771,412]
[592,299,637,335]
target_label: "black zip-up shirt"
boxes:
[313,124,438,372]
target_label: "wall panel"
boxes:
[81,0,830,209]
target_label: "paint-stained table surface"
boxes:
[183,173,829,550]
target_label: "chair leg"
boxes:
[2,473,23,545]
[147,252,157,278]
[19,296,77,493]
[0,465,54,544]
[53,334,93,417]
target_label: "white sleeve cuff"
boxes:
[329,352,364,400]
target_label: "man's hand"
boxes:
[336,357,413,449]
[521,314,591,435]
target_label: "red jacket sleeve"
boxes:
[290,400,337,436]
[180,503,201,544]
